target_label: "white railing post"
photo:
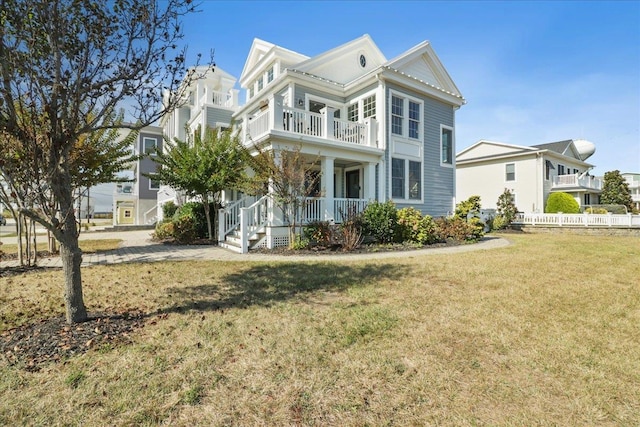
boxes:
[607,212,612,227]
[558,212,563,226]
[269,94,283,131]
[364,117,377,147]
[240,207,249,254]
[583,212,588,227]
[629,213,633,227]
[321,106,335,139]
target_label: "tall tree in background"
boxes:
[600,170,633,212]
[0,0,211,323]
[152,127,248,241]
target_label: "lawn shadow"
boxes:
[162,262,410,314]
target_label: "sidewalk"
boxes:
[1,229,510,268]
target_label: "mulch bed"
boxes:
[0,311,149,372]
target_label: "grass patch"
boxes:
[0,233,638,425]
[0,239,122,255]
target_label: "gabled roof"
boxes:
[532,140,584,161]
[291,34,387,85]
[239,38,309,86]
[383,41,464,103]
[456,140,534,161]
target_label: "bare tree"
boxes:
[248,145,321,248]
[0,0,212,323]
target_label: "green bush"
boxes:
[434,216,484,243]
[545,192,580,213]
[171,214,198,244]
[584,207,608,214]
[153,221,175,241]
[491,214,508,231]
[303,221,333,246]
[174,201,219,239]
[162,201,178,219]
[361,200,397,243]
[454,195,481,220]
[395,207,438,245]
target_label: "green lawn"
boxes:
[0,232,638,425]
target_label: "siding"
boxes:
[138,132,162,201]
[206,107,234,128]
[385,82,455,217]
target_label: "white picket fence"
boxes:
[514,212,640,228]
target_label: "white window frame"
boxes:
[440,125,454,167]
[505,163,516,182]
[149,179,160,190]
[389,90,423,140]
[143,137,158,156]
[391,156,423,203]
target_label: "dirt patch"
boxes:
[0,311,149,371]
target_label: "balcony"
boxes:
[244,95,378,149]
[551,174,602,192]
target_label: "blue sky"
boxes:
[183,0,639,175]
[94,0,640,210]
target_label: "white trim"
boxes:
[440,124,454,168]
[143,137,158,156]
[390,156,424,203]
[389,89,423,141]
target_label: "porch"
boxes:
[218,195,370,253]
[551,174,602,191]
[242,94,378,148]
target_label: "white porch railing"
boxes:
[552,174,603,191]
[218,197,250,242]
[143,204,158,225]
[247,109,270,140]
[240,196,269,253]
[334,198,369,222]
[245,103,377,148]
[514,212,640,227]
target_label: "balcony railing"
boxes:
[244,96,378,148]
[552,174,602,191]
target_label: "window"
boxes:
[391,93,422,138]
[363,95,376,119]
[143,137,157,155]
[392,158,422,200]
[391,95,403,135]
[408,101,420,139]
[558,164,565,175]
[391,158,405,198]
[441,127,453,165]
[257,76,263,91]
[248,86,254,99]
[267,67,274,83]
[348,103,359,122]
[584,194,591,205]
[506,163,515,181]
[408,161,421,200]
[149,179,160,190]
[545,160,554,180]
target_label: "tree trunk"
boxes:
[54,166,88,324]
[203,195,213,241]
[59,211,87,323]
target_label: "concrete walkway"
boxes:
[0,229,511,268]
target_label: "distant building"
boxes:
[622,172,640,211]
[456,139,601,212]
[112,125,163,226]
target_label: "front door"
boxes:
[346,170,360,199]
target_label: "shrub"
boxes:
[434,216,484,243]
[174,201,220,239]
[171,214,198,244]
[303,221,332,246]
[395,207,438,245]
[454,195,481,220]
[361,200,397,243]
[153,221,175,241]
[496,188,518,226]
[340,208,363,251]
[545,192,580,213]
[162,201,178,219]
[491,214,508,231]
[584,207,608,214]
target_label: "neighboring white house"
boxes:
[157,66,240,221]
[112,125,163,226]
[622,173,640,211]
[456,139,601,213]
[160,34,466,251]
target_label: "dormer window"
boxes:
[257,76,264,91]
[249,86,254,99]
[267,66,274,83]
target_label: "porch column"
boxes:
[364,162,376,200]
[364,117,378,147]
[321,106,336,139]
[269,93,284,131]
[322,156,335,221]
